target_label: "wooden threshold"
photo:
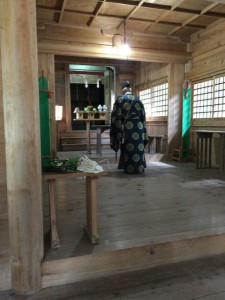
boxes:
[41,232,225,288]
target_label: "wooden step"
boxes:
[60,136,110,152]
[42,233,225,289]
[61,144,111,151]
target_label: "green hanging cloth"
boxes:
[39,72,51,164]
[182,79,191,157]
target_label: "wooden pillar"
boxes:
[0,29,7,211]
[65,64,72,131]
[167,63,185,153]
[1,0,43,294]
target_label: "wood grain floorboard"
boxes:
[42,156,225,260]
[2,254,225,299]
[2,152,225,292]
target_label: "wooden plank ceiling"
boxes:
[36,0,225,62]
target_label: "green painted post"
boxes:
[39,74,51,163]
[182,80,191,157]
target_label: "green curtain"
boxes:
[39,75,51,163]
[182,80,191,156]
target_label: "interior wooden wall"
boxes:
[135,62,168,137]
[188,19,225,165]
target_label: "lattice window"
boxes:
[193,75,225,119]
[139,83,168,117]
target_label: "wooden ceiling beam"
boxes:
[171,0,185,11]
[105,0,225,18]
[37,5,61,13]
[144,0,184,32]
[87,0,105,27]
[125,0,145,20]
[55,55,137,67]
[169,2,219,36]
[70,71,104,75]
[116,0,145,29]
[37,7,206,30]
[58,0,67,24]
[37,2,225,19]
[38,39,191,63]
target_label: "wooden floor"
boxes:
[2,253,225,299]
[43,151,225,261]
[2,150,225,293]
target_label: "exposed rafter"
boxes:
[144,0,185,32]
[36,6,207,31]
[116,0,145,29]
[36,0,225,41]
[105,0,225,18]
[58,0,67,24]
[87,0,105,27]
[168,2,220,36]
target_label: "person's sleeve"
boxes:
[140,100,148,147]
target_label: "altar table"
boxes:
[74,111,111,154]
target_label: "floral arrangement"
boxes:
[84,105,96,112]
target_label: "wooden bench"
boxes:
[147,135,166,154]
[42,170,108,248]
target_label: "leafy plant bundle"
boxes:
[42,157,80,173]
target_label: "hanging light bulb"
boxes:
[119,19,130,56]
[97,78,100,88]
[120,43,130,55]
[85,79,88,88]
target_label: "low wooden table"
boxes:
[148,135,166,153]
[42,170,108,248]
[194,130,225,170]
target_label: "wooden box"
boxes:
[99,112,107,120]
[76,112,84,120]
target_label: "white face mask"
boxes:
[122,87,132,94]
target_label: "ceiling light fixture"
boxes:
[106,21,131,57]
[120,19,130,57]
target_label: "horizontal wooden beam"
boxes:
[38,39,191,63]
[42,233,225,288]
[55,55,138,68]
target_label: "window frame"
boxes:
[139,81,168,120]
[192,74,225,119]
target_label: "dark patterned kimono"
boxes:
[110,92,148,174]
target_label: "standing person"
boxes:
[110,81,148,174]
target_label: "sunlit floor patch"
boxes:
[147,162,176,168]
[181,179,225,188]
